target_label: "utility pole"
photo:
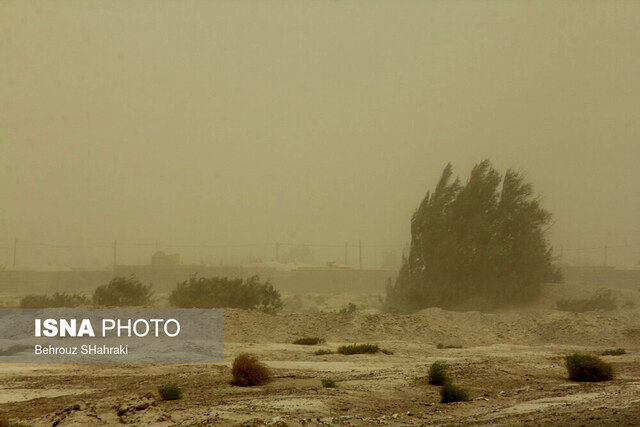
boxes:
[344,242,348,265]
[113,240,117,271]
[12,238,17,268]
[358,240,362,270]
[275,242,280,263]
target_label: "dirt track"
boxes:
[1,284,640,425]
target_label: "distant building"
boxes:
[151,251,180,266]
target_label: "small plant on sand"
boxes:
[428,361,450,385]
[293,337,325,345]
[437,343,462,349]
[440,382,470,403]
[321,378,337,388]
[381,348,394,355]
[231,353,271,386]
[601,348,626,356]
[157,383,182,400]
[337,343,379,355]
[565,353,613,382]
[314,349,333,356]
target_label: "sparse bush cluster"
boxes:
[93,276,153,307]
[18,276,152,308]
[314,349,333,356]
[19,292,89,308]
[565,353,613,382]
[231,353,271,386]
[427,361,469,403]
[556,289,617,313]
[16,274,285,312]
[385,161,562,313]
[169,275,282,313]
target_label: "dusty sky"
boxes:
[1,1,639,267]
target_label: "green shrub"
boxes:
[337,344,379,355]
[157,383,182,400]
[437,343,462,349]
[440,383,470,403]
[381,348,394,355]
[20,292,89,308]
[314,349,333,356]
[92,276,153,307]
[428,361,450,385]
[556,289,617,313]
[169,275,282,313]
[565,353,613,382]
[293,337,325,345]
[601,348,626,356]
[231,354,270,386]
[321,378,337,388]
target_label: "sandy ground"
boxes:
[0,283,639,425]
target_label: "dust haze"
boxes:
[2,0,639,267]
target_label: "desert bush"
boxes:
[20,292,89,308]
[92,276,153,307]
[231,353,270,386]
[293,337,325,345]
[314,349,333,356]
[321,378,337,388]
[385,161,562,313]
[337,343,379,355]
[565,353,613,382]
[556,289,617,313]
[601,348,626,356]
[440,383,470,403]
[157,383,182,400]
[381,348,394,355]
[169,275,282,313]
[437,343,462,349]
[338,302,357,314]
[428,361,450,385]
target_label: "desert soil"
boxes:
[1,283,640,426]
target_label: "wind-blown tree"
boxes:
[385,160,561,312]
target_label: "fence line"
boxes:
[1,237,638,270]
